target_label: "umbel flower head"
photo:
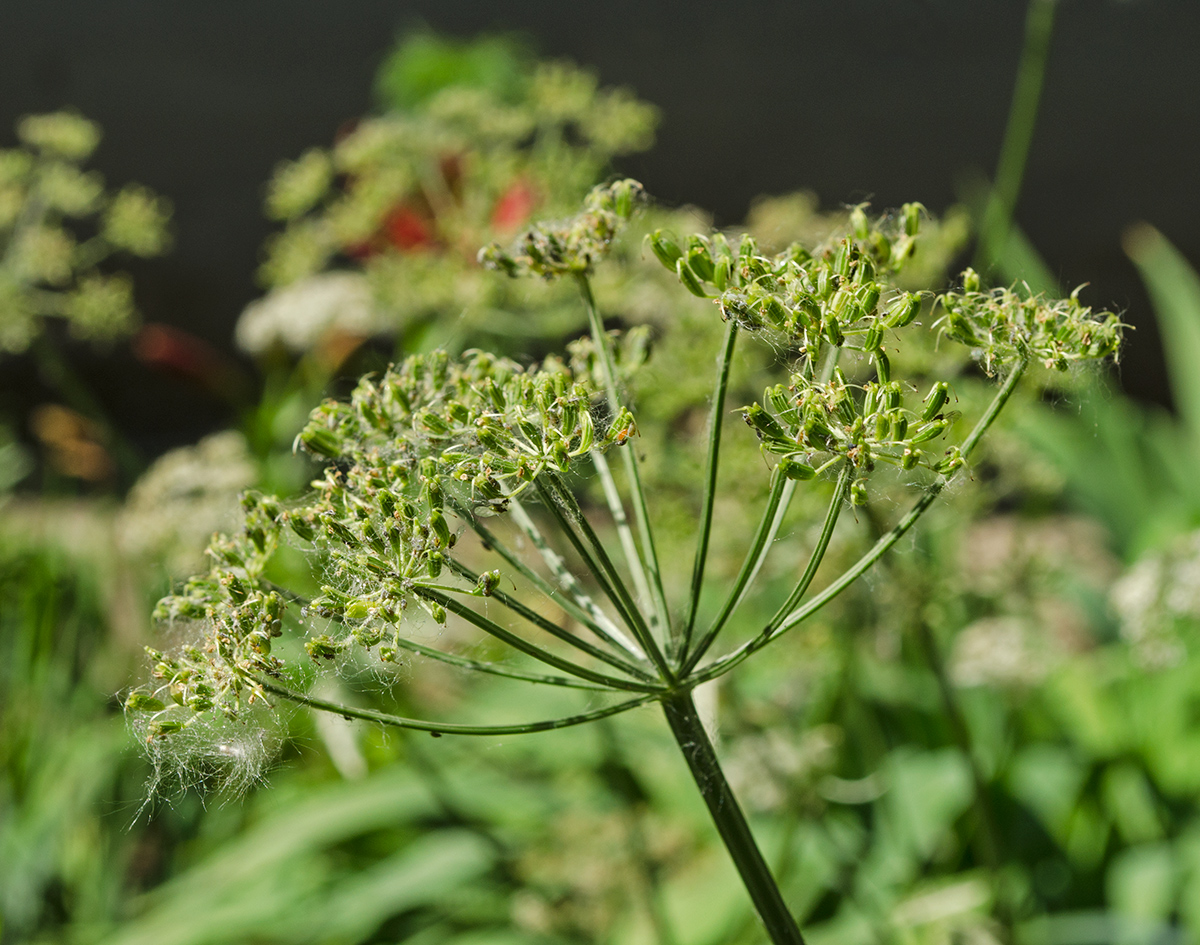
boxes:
[133,342,640,732]
[128,179,1121,750]
[128,179,1121,943]
[478,178,646,278]
[0,111,172,353]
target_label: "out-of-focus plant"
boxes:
[240,33,657,361]
[127,178,1121,943]
[0,110,171,354]
[116,431,259,579]
[0,110,172,487]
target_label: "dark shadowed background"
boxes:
[1,0,1195,456]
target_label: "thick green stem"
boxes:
[662,692,805,945]
[681,317,739,660]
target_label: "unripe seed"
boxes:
[676,258,709,298]
[922,381,951,421]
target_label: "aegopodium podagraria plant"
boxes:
[127,180,1121,944]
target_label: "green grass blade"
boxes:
[1125,223,1200,446]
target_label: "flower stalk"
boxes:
[661,691,806,945]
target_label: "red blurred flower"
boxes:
[491,178,538,235]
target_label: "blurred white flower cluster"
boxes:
[117,431,256,577]
[1111,530,1200,668]
[235,271,385,355]
[951,515,1116,687]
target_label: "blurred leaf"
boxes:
[1009,744,1087,844]
[1106,842,1177,922]
[105,768,466,945]
[374,33,531,111]
[884,749,972,863]
[1102,764,1161,845]
[1125,224,1200,447]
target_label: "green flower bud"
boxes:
[886,293,921,329]
[686,237,715,282]
[475,569,501,597]
[676,258,709,298]
[298,425,341,458]
[779,457,816,480]
[611,179,639,218]
[850,204,870,240]
[306,635,341,661]
[873,349,892,384]
[712,256,731,291]
[758,295,786,329]
[742,403,790,445]
[429,508,451,547]
[935,449,965,474]
[823,314,844,347]
[911,417,951,444]
[647,231,683,269]
[125,692,165,713]
[766,384,793,418]
[427,551,444,579]
[419,411,450,435]
[221,574,248,604]
[722,298,763,331]
[902,202,924,237]
[288,513,316,542]
[834,239,852,278]
[146,719,186,740]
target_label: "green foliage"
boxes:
[374,32,533,110]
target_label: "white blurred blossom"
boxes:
[117,431,257,576]
[235,271,386,355]
[951,616,1052,688]
[1110,531,1200,668]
